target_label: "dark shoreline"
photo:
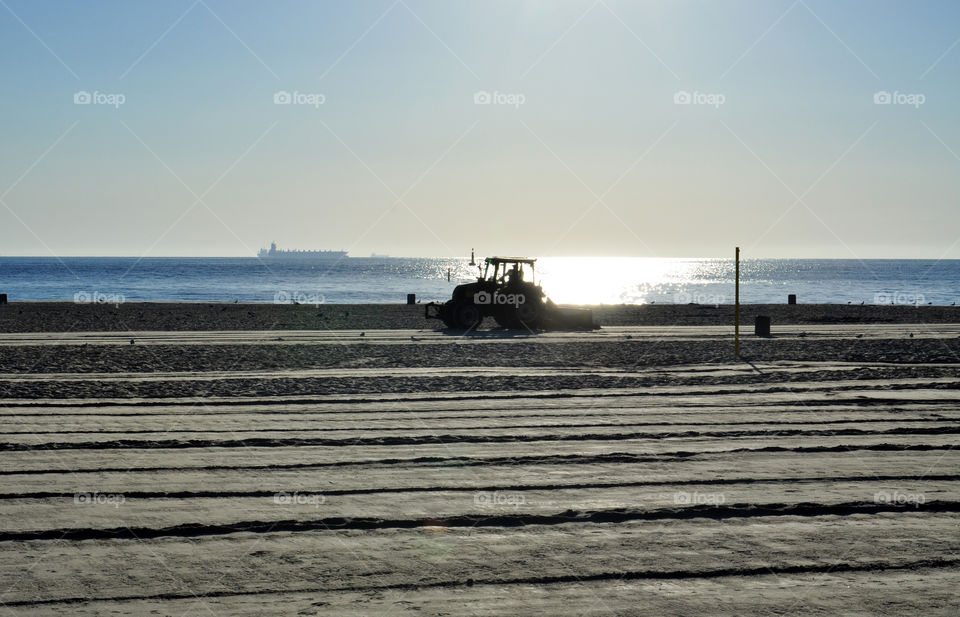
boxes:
[1,302,959,333]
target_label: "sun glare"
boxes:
[535,257,706,305]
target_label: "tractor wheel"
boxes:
[514,302,542,329]
[496,302,542,330]
[493,311,514,329]
[453,303,483,330]
[439,301,459,329]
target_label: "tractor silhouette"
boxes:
[425,256,595,331]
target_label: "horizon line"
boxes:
[1,254,959,261]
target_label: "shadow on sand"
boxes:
[434,327,541,338]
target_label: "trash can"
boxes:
[788,294,796,305]
[406,293,416,305]
[0,294,6,305]
[755,315,771,336]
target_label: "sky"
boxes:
[0,0,958,259]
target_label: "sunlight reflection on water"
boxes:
[444,256,959,305]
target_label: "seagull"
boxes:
[130,339,135,345]
[909,333,914,338]
[856,334,863,339]
[360,332,365,337]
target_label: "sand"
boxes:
[2,301,960,332]
[0,303,958,615]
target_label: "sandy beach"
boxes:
[0,303,958,615]
[3,301,960,332]
[6,0,959,613]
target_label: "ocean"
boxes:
[0,257,957,306]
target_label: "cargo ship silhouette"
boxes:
[257,242,348,260]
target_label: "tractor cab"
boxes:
[480,257,537,287]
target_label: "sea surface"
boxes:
[0,257,957,306]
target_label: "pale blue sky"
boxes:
[1,0,958,258]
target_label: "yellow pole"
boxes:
[735,246,740,357]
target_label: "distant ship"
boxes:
[257,242,348,260]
